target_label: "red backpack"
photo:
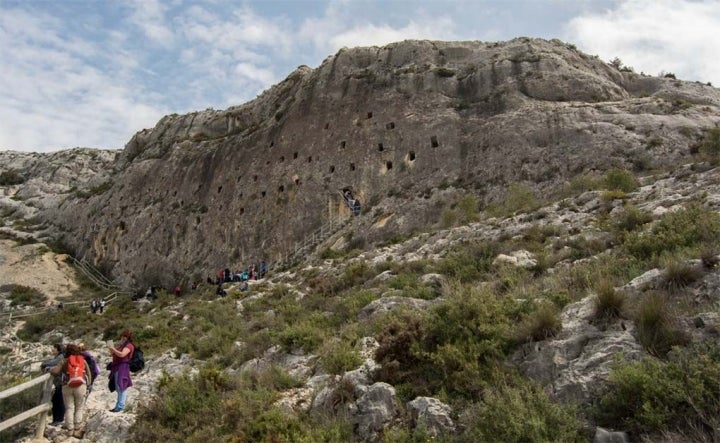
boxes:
[66,354,86,388]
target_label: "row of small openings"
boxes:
[329,163,357,173]
[275,152,299,162]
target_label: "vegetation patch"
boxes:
[596,344,720,441]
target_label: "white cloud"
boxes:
[128,0,175,47]
[235,63,275,85]
[297,3,458,59]
[0,6,168,151]
[564,0,720,85]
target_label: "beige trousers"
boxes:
[61,384,87,431]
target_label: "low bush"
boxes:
[593,278,625,321]
[560,173,602,197]
[275,312,330,353]
[612,205,652,234]
[514,301,562,343]
[375,284,520,400]
[602,168,639,193]
[319,340,363,375]
[624,203,720,260]
[596,344,720,440]
[635,292,688,356]
[459,372,586,442]
[486,183,541,217]
[699,127,720,164]
[660,259,703,292]
[435,241,498,283]
[0,169,25,185]
[7,285,46,307]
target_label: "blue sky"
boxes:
[1,0,719,152]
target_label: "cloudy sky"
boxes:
[1,0,719,153]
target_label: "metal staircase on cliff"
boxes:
[68,256,121,291]
[274,213,352,270]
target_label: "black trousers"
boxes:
[51,386,65,422]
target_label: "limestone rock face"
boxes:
[510,294,644,403]
[407,396,456,437]
[2,38,720,289]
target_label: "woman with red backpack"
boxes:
[49,343,91,438]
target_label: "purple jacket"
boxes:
[109,342,134,391]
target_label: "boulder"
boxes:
[407,396,455,437]
[353,382,398,441]
[357,296,434,320]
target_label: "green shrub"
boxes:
[0,169,25,185]
[275,312,329,353]
[600,189,628,201]
[593,278,625,321]
[660,259,703,292]
[435,241,497,283]
[624,203,720,260]
[561,173,602,197]
[375,284,519,400]
[319,340,363,375]
[566,235,608,260]
[487,183,541,217]
[320,247,345,259]
[459,373,586,442]
[635,293,688,356]
[596,344,720,439]
[7,285,46,307]
[612,205,652,234]
[699,127,720,164]
[602,168,639,192]
[515,302,562,343]
[457,193,480,223]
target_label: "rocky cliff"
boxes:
[2,37,720,289]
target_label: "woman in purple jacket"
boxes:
[107,329,135,412]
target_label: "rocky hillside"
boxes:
[2,38,719,290]
[1,157,720,442]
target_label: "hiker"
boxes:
[240,281,249,292]
[107,329,135,413]
[49,343,91,438]
[78,343,100,398]
[90,299,97,314]
[99,299,105,313]
[216,284,227,297]
[260,260,267,278]
[174,285,181,296]
[41,343,65,426]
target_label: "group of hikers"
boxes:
[40,329,137,438]
[209,260,267,297]
[89,298,105,314]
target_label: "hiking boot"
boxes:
[72,429,84,439]
[49,420,63,426]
